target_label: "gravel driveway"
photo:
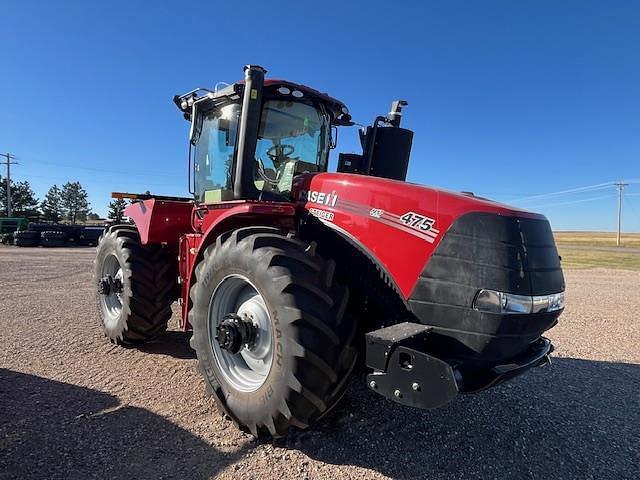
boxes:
[1,247,638,479]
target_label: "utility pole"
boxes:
[1,153,18,217]
[614,182,628,247]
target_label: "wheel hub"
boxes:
[98,254,125,325]
[216,313,257,354]
[97,275,123,296]
[208,274,274,392]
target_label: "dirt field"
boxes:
[1,247,638,480]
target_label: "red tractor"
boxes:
[95,65,565,437]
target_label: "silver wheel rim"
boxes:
[99,254,124,326]
[208,274,273,392]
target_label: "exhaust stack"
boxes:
[234,65,266,200]
[338,100,414,182]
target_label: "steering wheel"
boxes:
[267,144,295,161]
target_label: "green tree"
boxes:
[40,184,63,223]
[0,175,40,218]
[61,181,90,224]
[107,198,128,223]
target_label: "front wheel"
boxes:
[189,227,357,437]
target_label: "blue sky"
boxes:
[1,0,639,231]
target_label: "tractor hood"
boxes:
[293,171,564,365]
[292,172,562,299]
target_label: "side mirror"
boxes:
[330,126,338,149]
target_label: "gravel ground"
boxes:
[0,247,638,480]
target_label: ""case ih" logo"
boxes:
[298,190,338,207]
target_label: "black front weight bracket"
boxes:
[365,323,459,409]
[365,322,554,410]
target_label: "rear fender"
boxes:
[124,199,193,245]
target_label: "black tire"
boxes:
[26,223,51,234]
[14,230,40,240]
[13,231,40,247]
[189,226,357,438]
[41,230,67,240]
[41,239,66,247]
[14,239,39,247]
[1,233,14,245]
[41,231,67,248]
[94,225,176,344]
[78,227,105,246]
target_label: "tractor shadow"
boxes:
[287,358,640,480]
[136,330,196,360]
[0,369,246,480]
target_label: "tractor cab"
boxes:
[174,65,414,206]
[174,66,351,204]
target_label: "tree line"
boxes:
[1,175,139,224]
[0,177,93,224]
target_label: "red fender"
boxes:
[178,201,296,328]
[125,198,296,329]
[124,199,193,244]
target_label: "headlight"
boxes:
[473,289,565,314]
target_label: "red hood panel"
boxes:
[292,172,545,299]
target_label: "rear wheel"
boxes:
[189,227,357,437]
[94,225,176,344]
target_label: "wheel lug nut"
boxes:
[412,382,421,391]
[369,380,377,389]
[394,389,402,398]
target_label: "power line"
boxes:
[13,170,184,187]
[623,195,640,222]
[1,153,19,217]
[22,157,180,179]
[513,181,616,203]
[524,193,616,209]
[512,179,640,204]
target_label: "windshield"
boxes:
[193,103,241,202]
[254,100,330,196]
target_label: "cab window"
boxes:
[193,103,241,202]
[254,100,329,196]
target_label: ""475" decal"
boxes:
[400,211,435,231]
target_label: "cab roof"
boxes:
[174,78,351,124]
